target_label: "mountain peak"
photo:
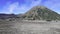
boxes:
[33,6,47,9]
[21,6,60,20]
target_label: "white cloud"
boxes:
[1,0,60,14]
[0,2,19,14]
[0,0,42,14]
[8,2,19,13]
[0,2,31,14]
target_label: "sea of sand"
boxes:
[0,20,60,34]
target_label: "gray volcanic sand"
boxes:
[0,20,60,34]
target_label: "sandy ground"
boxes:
[0,20,60,34]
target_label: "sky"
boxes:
[0,0,60,14]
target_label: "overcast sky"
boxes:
[0,0,60,14]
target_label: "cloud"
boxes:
[0,0,60,14]
[1,2,30,14]
[8,2,19,13]
[0,0,42,14]
[0,2,19,14]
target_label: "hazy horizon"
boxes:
[0,0,60,14]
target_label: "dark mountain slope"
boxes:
[0,14,17,19]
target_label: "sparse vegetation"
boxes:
[46,19,52,21]
[20,6,60,20]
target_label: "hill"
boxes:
[21,6,60,20]
[0,14,18,19]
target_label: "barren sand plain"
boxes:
[0,20,60,34]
